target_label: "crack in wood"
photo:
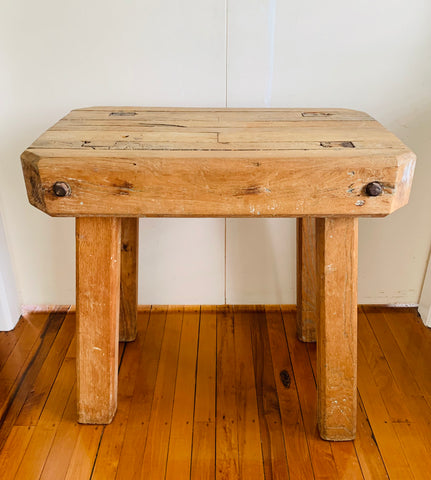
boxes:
[320,141,355,148]
[109,112,137,116]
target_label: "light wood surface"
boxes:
[1,305,429,479]
[76,217,121,424]
[21,107,415,217]
[119,218,138,342]
[316,217,358,440]
[19,107,416,441]
[296,218,317,342]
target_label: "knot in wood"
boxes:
[53,182,71,197]
[280,370,291,388]
[365,182,383,197]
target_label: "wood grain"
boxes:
[233,307,265,480]
[1,306,430,478]
[265,306,314,479]
[0,318,26,371]
[15,312,75,426]
[296,218,317,342]
[360,307,431,478]
[91,309,150,480]
[355,395,390,480]
[0,314,48,427]
[64,424,104,480]
[21,107,415,217]
[0,426,34,480]
[0,310,68,450]
[216,306,239,480]
[119,218,138,342]
[249,306,290,479]
[191,307,216,480]
[139,306,183,478]
[316,217,358,441]
[115,307,167,479]
[307,338,382,479]
[357,340,413,479]
[165,308,200,480]
[14,355,75,479]
[76,217,121,424]
[281,307,340,478]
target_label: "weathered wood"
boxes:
[296,218,317,342]
[70,106,375,118]
[18,106,416,438]
[76,217,121,424]
[21,107,415,218]
[316,217,358,441]
[119,218,138,342]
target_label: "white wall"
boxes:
[0,207,21,330]
[419,254,431,327]
[1,0,430,311]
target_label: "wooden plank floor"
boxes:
[0,305,430,479]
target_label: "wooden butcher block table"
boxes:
[21,107,415,441]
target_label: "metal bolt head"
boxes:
[365,181,383,197]
[53,182,71,197]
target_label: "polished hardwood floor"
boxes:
[0,305,430,479]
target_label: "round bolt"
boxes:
[53,182,71,197]
[365,181,383,197]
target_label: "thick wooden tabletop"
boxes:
[21,107,415,217]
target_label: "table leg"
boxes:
[76,217,121,424]
[120,218,139,342]
[296,218,317,342]
[316,217,358,440]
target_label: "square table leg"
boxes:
[296,218,317,342]
[120,218,139,342]
[76,217,121,424]
[316,217,358,440]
